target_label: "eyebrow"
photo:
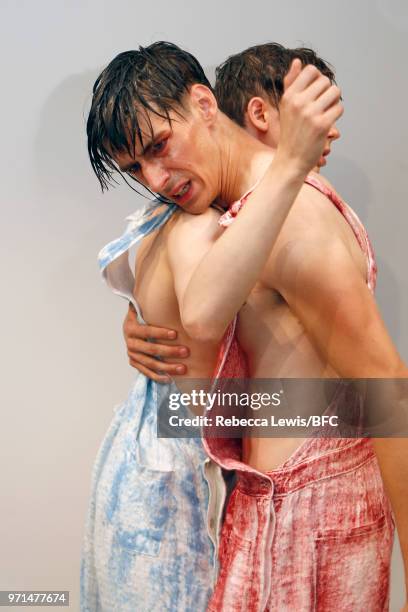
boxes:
[118,130,168,173]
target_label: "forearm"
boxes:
[181,155,305,341]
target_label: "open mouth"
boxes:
[172,180,192,205]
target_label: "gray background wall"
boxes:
[1,0,407,609]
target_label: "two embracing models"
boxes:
[80,42,408,612]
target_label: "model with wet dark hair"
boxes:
[82,41,407,611]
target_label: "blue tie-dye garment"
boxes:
[80,200,220,611]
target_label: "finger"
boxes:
[126,324,178,341]
[130,361,172,384]
[303,75,333,102]
[311,102,343,139]
[137,341,189,359]
[313,85,342,112]
[128,338,190,359]
[283,58,303,91]
[285,63,320,94]
[322,102,344,127]
[128,352,188,375]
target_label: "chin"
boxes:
[185,195,212,215]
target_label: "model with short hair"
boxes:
[82,42,407,611]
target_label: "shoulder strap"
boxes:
[304,174,377,292]
[98,200,178,323]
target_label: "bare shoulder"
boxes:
[269,180,343,249]
[266,177,366,288]
[166,206,224,247]
[164,206,224,273]
[284,176,348,236]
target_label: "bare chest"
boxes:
[133,230,180,327]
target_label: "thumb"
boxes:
[283,58,303,92]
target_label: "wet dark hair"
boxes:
[215,43,336,127]
[87,41,212,191]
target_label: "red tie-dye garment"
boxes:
[204,175,394,612]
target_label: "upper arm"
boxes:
[272,233,403,377]
[167,209,224,318]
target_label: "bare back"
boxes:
[239,174,370,470]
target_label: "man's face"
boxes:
[110,96,220,215]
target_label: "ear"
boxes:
[189,84,218,123]
[245,97,270,134]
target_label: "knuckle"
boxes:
[292,100,301,112]
[128,341,138,354]
[290,93,302,111]
[302,104,313,120]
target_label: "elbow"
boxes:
[369,345,408,378]
[389,358,408,379]
[352,355,408,379]
[181,310,227,344]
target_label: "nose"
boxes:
[142,161,170,193]
[328,125,340,142]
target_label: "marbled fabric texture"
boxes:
[80,375,215,612]
[208,438,394,612]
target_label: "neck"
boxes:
[214,115,276,206]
